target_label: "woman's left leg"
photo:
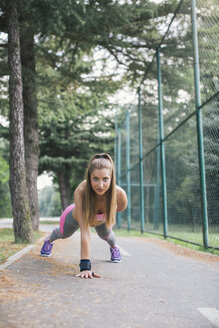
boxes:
[95,223,116,248]
[95,224,121,262]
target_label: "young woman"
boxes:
[40,153,127,279]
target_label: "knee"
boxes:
[61,232,73,239]
[97,229,112,241]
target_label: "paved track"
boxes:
[0,221,219,328]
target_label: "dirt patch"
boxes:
[31,252,78,277]
[0,246,78,304]
[135,237,219,265]
[0,272,35,302]
[0,274,15,288]
[33,237,79,276]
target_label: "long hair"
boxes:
[84,153,116,227]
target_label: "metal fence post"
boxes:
[137,87,145,233]
[156,47,168,238]
[117,127,122,228]
[191,0,209,247]
[126,110,131,230]
[154,141,160,230]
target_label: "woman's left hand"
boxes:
[75,270,101,279]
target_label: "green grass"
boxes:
[0,228,43,264]
[40,220,59,225]
[114,228,219,256]
[165,238,219,256]
[165,231,219,249]
[118,220,219,249]
[1,224,218,265]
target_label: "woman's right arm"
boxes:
[73,180,91,259]
[73,181,100,279]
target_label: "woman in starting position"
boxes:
[40,153,127,279]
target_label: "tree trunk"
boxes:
[20,27,39,230]
[7,0,33,243]
[58,171,71,210]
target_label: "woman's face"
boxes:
[90,168,112,196]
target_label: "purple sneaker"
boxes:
[40,237,54,257]
[110,246,121,263]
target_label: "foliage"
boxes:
[0,139,11,217]
[0,0,218,240]
[117,0,219,245]
[0,153,8,184]
[0,182,11,218]
[39,106,115,199]
[38,185,62,217]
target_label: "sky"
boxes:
[37,172,53,190]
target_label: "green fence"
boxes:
[115,0,219,249]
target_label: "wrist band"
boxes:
[80,259,91,272]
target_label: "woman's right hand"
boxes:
[75,270,101,279]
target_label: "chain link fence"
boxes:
[115,0,219,249]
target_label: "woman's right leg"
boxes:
[40,204,79,256]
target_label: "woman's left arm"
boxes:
[116,186,128,212]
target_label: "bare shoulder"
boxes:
[116,185,126,197]
[73,180,86,224]
[116,185,127,212]
[74,180,86,199]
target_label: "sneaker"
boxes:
[110,246,121,263]
[40,237,54,257]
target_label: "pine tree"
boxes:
[20,26,39,230]
[39,108,114,209]
[7,0,32,242]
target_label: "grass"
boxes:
[118,220,219,249]
[0,223,218,265]
[0,228,43,264]
[40,220,59,225]
[114,228,219,256]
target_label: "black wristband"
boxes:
[79,259,91,272]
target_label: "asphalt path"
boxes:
[0,219,219,328]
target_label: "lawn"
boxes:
[0,228,43,264]
[114,227,219,256]
[119,219,219,250]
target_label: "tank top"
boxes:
[96,205,119,222]
[96,213,106,222]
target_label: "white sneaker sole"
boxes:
[40,253,51,257]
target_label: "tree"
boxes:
[0,0,182,232]
[39,107,114,209]
[135,0,219,233]
[0,0,39,230]
[7,0,32,242]
[20,25,39,230]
